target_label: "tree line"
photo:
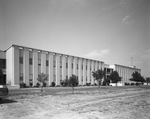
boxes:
[0,68,150,94]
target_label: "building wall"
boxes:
[6,45,104,86]
[6,47,20,85]
[5,45,142,86]
[114,64,141,84]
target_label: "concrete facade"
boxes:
[110,64,141,84]
[0,44,142,86]
[5,45,105,86]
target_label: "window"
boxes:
[66,63,68,68]
[53,61,56,67]
[38,59,41,66]
[77,64,78,69]
[60,61,62,68]
[20,76,23,83]
[29,58,32,65]
[46,60,49,66]
[0,59,6,69]
[20,57,23,64]
[72,63,73,69]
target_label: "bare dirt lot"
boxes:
[0,86,150,119]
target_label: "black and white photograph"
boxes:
[0,0,150,119]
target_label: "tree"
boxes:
[92,69,105,87]
[0,69,4,84]
[110,71,122,86]
[129,71,145,84]
[145,77,150,85]
[69,74,78,94]
[103,77,110,86]
[37,73,48,92]
[61,79,69,87]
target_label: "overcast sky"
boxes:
[0,0,149,77]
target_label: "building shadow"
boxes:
[0,98,17,104]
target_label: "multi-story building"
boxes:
[0,44,141,86]
[110,64,141,84]
[6,45,105,86]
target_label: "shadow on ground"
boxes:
[0,98,17,104]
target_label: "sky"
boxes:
[0,0,149,77]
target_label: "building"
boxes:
[110,64,141,84]
[6,45,105,86]
[0,44,141,86]
[104,64,113,80]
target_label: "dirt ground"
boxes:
[0,86,150,119]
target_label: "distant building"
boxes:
[0,44,141,86]
[110,64,141,84]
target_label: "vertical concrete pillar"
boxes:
[23,48,29,86]
[87,59,90,83]
[101,62,104,70]
[83,59,86,85]
[78,58,82,85]
[98,61,101,70]
[125,68,127,83]
[48,52,53,85]
[127,68,129,83]
[62,55,66,80]
[91,60,94,85]
[68,56,72,79]
[123,68,125,84]
[95,61,98,71]
[56,54,60,86]
[73,57,77,76]
[94,61,98,84]
[13,46,20,85]
[33,49,38,86]
[41,51,46,74]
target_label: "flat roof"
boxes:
[6,44,105,63]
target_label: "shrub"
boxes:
[131,83,135,85]
[125,83,130,85]
[61,79,69,87]
[51,82,55,87]
[20,82,26,88]
[36,82,40,87]
[29,83,33,87]
[86,83,91,86]
[136,82,140,86]
[102,81,107,86]
[43,82,47,87]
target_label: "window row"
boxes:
[20,57,99,70]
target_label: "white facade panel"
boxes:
[33,49,38,86]
[78,58,82,85]
[23,48,29,86]
[48,53,54,85]
[87,59,90,83]
[56,54,60,86]
[83,59,86,85]
[91,60,94,85]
